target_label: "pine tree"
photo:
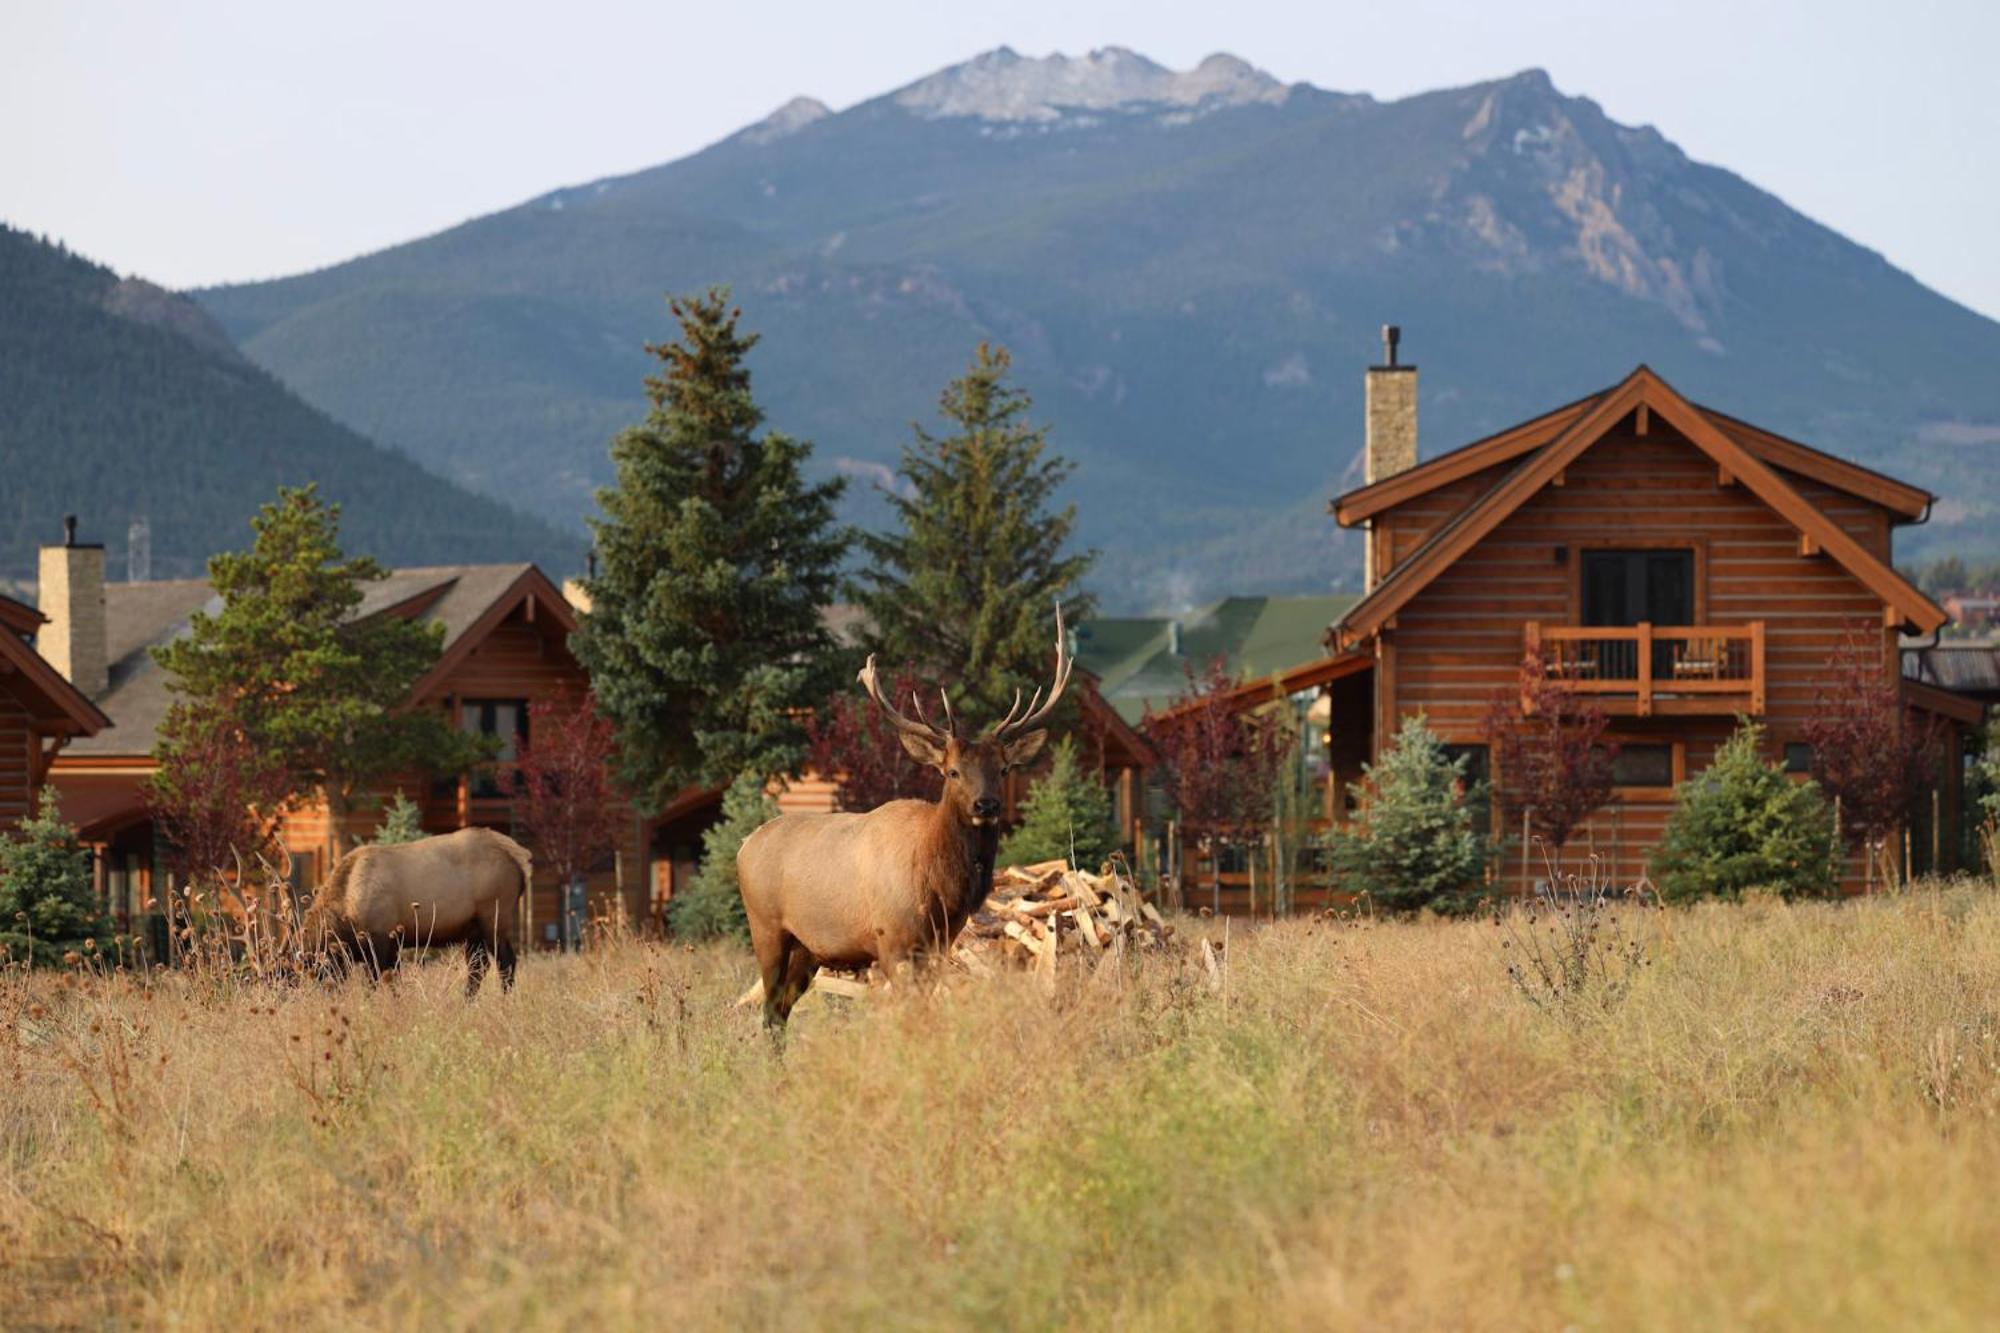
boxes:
[853,343,1095,718]
[1328,715,1490,913]
[371,791,425,845]
[1000,737,1116,870]
[0,789,107,965]
[152,485,489,853]
[1653,720,1837,903]
[573,290,848,808]
[667,772,776,942]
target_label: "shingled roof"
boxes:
[64,564,548,758]
[1075,595,1358,723]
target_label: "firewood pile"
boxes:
[952,859,1175,980]
[734,860,1175,1010]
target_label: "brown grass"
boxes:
[4,885,1999,1330]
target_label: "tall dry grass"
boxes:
[4,885,1999,1330]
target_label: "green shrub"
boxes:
[371,790,425,845]
[1653,719,1837,903]
[668,772,775,942]
[0,788,107,965]
[1328,714,1490,913]
[1976,716,2000,830]
[999,736,1115,870]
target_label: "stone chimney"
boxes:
[1363,325,1417,590]
[37,515,108,698]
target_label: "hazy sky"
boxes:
[4,0,1995,317]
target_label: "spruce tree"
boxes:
[854,343,1095,717]
[999,737,1116,870]
[573,290,848,808]
[1653,720,1837,903]
[370,791,425,845]
[667,772,775,942]
[1328,715,1490,913]
[0,789,107,965]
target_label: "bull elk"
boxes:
[736,605,1075,1027]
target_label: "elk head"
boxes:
[857,604,1075,828]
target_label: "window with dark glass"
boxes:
[462,699,528,797]
[1581,549,1695,678]
[1442,743,1493,837]
[1607,743,1675,788]
[1784,742,1813,775]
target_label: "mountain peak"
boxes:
[738,95,831,146]
[892,46,1287,123]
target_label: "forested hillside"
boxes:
[0,226,581,581]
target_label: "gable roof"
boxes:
[0,592,46,638]
[1076,595,1359,723]
[1144,645,1373,726]
[1333,380,1933,527]
[1331,366,1947,647]
[62,564,568,759]
[0,620,111,736]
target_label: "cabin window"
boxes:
[1442,743,1493,838]
[462,698,529,797]
[1784,742,1814,775]
[1581,550,1695,627]
[1607,743,1675,789]
[1581,550,1695,678]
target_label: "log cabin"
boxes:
[1,575,109,834]
[39,553,652,948]
[1318,329,1985,894]
[1142,333,1988,910]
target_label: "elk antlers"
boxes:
[989,601,1073,741]
[857,655,952,745]
[856,601,1074,744]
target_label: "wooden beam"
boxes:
[1799,532,1820,557]
[1635,403,1650,436]
[1717,465,1735,487]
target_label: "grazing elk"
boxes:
[302,827,531,996]
[736,606,1075,1027]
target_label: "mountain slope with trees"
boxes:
[197,49,2000,605]
[0,225,580,581]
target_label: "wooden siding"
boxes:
[0,689,32,832]
[270,607,656,944]
[1375,417,1909,893]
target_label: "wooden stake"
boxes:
[1520,807,1532,894]
[1932,789,1942,874]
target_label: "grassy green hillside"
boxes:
[0,226,582,581]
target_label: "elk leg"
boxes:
[360,934,400,984]
[752,922,791,1029]
[464,935,490,998]
[775,945,819,1023]
[496,937,517,992]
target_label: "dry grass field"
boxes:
[6,886,2000,1331]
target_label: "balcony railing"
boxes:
[1525,621,1765,716]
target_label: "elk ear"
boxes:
[898,730,948,769]
[1002,729,1047,769]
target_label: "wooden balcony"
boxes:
[1525,621,1765,716]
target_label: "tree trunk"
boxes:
[326,786,352,866]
